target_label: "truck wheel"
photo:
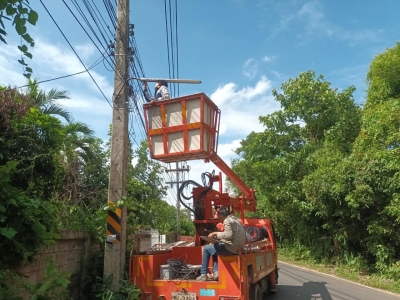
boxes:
[249,283,262,300]
[267,275,277,294]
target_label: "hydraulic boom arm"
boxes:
[208,154,256,212]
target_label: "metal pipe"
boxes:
[128,77,201,84]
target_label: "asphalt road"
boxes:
[266,262,400,300]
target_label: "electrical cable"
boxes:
[91,0,115,37]
[39,0,112,108]
[163,0,172,86]
[168,0,175,97]
[67,0,124,82]
[177,171,215,218]
[61,0,179,208]
[0,54,105,93]
[175,0,179,96]
[166,258,200,280]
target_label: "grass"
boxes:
[278,248,400,295]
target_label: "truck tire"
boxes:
[267,271,277,294]
[249,283,262,300]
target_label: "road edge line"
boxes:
[278,260,400,297]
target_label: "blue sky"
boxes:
[1,0,399,200]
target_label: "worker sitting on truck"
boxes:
[142,80,170,103]
[196,207,245,281]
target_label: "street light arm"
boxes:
[127,77,201,84]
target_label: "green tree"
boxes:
[232,70,360,259]
[365,41,400,108]
[0,87,63,269]
[58,121,96,203]
[0,106,65,200]
[342,42,400,272]
[27,79,72,122]
[124,139,195,237]
[0,161,58,268]
[126,140,168,233]
[0,0,38,78]
[57,137,109,236]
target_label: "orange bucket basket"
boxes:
[143,93,221,163]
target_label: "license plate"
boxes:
[172,292,196,300]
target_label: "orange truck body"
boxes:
[129,219,278,300]
[130,93,279,299]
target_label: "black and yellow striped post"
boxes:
[106,202,122,243]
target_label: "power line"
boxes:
[39,0,112,107]
[67,0,125,82]
[168,0,175,97]
[175,0,180,96]
[164,0,172,87]
[0,54,105,93]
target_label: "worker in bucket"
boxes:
[142,80,170,103]
[196,207,245,281]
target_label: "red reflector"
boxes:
[219,297,239,300]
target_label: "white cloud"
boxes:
[270,70,284,80]
[75,44,97,60]
[263,55,276,62]
[296,1,383,45]
[57,94,112,115]
[31,39,114,96]
[211,75,271,107]
[242,58,258,79]
[268,0,383,45]
[0,38,114,140]
[217,139,242,158]
[184,76,281,191]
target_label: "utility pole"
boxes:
[165,162,190,237]
[104,0,129,290]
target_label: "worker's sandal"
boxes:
[196,274,207,281]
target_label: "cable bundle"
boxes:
[245,226,262,243]
[166,258,200,280]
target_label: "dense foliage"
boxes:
[126,140,194,236]
[0,82,192,298]
[231,44,400,279]
[0,161,58,268]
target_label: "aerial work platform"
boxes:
[136,91,278,299]
[143,93,221,163]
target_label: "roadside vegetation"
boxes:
[1,1,400,295]
[231,43,400,294]
[0,80,194,298]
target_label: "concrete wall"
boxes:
[14,230,100,300]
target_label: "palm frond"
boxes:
[26,78,39,98]
[63,122,94,136]
[26,79,72,122]
[41,104,72,123]
[45,88,70,101]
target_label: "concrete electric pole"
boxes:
[165,162,190,237]
[104,0,129,290]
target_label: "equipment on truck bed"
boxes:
[129,93,278,300]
